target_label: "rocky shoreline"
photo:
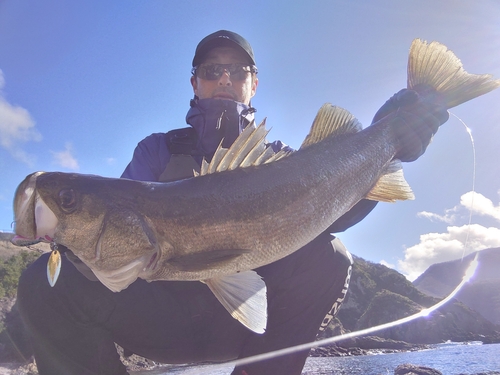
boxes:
[1,323,499,375]
[309,336,430,357]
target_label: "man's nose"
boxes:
[218,69,232,86]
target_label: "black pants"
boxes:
[15,235,352,375]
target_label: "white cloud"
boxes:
[417,191,500,224]
[398,224,500,281]
[399,191,500,281]
[0,70,42,165]
[417,210,455,224]
[51,142,79,171]
[460,191,500,221]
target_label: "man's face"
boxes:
[191,46,258,105]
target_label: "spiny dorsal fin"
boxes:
[198,120,292,176]
[217,119,269,172]
[408,39,500,108]
[366,159,415,202]
[300,104,362,149]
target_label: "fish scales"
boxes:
[13,112,398,285]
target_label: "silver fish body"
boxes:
[15,117,397,280]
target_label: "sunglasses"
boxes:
[192,63,258,81]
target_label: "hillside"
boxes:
[413,247,500,326]
[0,233,50,260]
[328,254,500,345]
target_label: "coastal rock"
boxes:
[395,363,442,375]
[349,336,428,352]
[309,344,367,357]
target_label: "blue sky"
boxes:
[1,0,499,280]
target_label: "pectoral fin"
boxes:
[205,270,267,334]
[167,249,250,272]
[89,255,152,292]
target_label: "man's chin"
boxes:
[213,96,236,101]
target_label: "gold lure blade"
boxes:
[47,249,61,287]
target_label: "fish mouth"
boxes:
[12,172,58,246]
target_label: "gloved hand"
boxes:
[372,88,449,162]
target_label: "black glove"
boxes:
[372,88,449,162]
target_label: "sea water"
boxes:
[136,342,500,375]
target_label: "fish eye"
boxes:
[58,189,77,212]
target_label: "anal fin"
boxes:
[366,159,415,202]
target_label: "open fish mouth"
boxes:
[11,234,52,246]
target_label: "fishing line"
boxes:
[449,111,477,260]
[177,112,480,375]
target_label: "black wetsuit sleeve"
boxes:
[326,199,378,233]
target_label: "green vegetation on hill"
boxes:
[334,254,500,344]
[0,251,41,299]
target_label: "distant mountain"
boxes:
[413,247,500,326]
[326,254,500,345]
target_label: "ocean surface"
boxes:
[135,342,500,375]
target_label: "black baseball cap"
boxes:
[192,30,256,67]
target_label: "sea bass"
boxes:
[11,39,500,333]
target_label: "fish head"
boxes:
[13,171,161,291]
[13,171,106,250]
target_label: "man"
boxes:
[14,30,448,375]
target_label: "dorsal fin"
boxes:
[408,39,500,108]
[300,104,362,149]
[197,120,291,177]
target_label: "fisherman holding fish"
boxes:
[12,30,454,375]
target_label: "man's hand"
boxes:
[373,89,449,162]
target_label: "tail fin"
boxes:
[407,39,500,108]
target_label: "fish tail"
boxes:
[407,39,500,108]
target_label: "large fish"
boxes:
[11,39,500,333]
